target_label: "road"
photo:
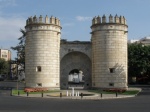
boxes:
[0,81,150,112]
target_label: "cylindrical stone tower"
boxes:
[25,15,61,89]
[91,14,128,89]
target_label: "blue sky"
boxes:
[0,0,150,59]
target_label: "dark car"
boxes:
[0,75,5,81]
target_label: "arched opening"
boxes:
[68,69,84,88]
[60,51,91,89]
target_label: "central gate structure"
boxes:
[60,40,92,89]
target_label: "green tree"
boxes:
[0,58,10,75]
[128,43,150,83]
[11,29,26,71]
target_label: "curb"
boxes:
[12,93,136,100]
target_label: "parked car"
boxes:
[0,75,5,81]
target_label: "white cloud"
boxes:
[0,0,16,8]
[76,16,92,21]
[63,23,74,27]
[0,16,26,41]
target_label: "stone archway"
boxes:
[60,51,91,89]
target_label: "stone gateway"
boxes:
[25,15,128,90]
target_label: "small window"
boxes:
[56,83,59,85]
[37,83,42,87]
[2,55,7,58]
[36,66,41,72]
[109,68,115,73]
[109,83,114,86]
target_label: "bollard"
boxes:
[75,92,77,97]
[72,87,74,97]
[78,91,80,96]
[80,93,83,99]
[116,92,118,97]
[27,92,29,97]
[100,93,102,98]
[66,91,68,97]
[41,92,43,97]
[60,92,62,98]
[18,91,20,96]
[10,89,12,96]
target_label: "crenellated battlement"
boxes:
[26,15,61,26]
[92,14,127,26]
[25,15,61,32]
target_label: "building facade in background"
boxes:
[0,49,11,61]
[128,37,150,45]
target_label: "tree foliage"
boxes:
[11,29,26,70]
[128,43,150,83]
[0,58,10,75]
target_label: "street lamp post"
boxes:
[17,63,18,91]
[10,54,19,92]
[16,53,19,92]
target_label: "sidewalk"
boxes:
[129,84,150,90]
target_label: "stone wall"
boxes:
[25,15,61,89]
[91,15,128,89]
[60,40,92,89]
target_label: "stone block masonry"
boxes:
[25,15,61,89]
[91,14,128,89]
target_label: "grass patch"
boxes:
[120,90,139,95]
[88,90,140,95]
[12,89,60,95]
